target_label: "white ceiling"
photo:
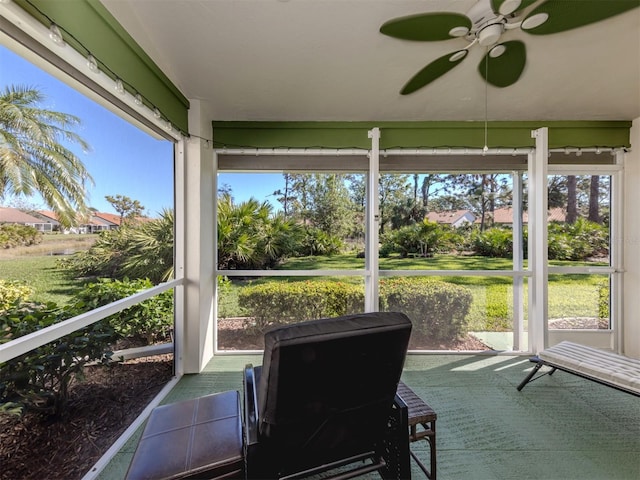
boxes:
[101,0,640,123]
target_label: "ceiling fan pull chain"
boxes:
[484,51,489,154]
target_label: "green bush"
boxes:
[472,227,513,258]
[0,302,115,416]
[59,228,131,279]
[0,280,33,311]
[74,278,173,344]
[547,219,608,261]
[598,280,610,320]
[294,227,343,257]
[381,220,446,258]
[0,224,42,249]
[238,280,364,332]
[380,278,472,341]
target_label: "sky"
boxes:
[0,44,285,217]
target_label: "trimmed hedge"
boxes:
[380,278,472,341]
[239,278,473,341]
[238,280,363,332]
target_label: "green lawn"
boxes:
[1,252,606,330]
[220,254,609,331]
[0,256,88,305]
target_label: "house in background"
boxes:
[492,207,566,226]
[31,210,122,234]
[0,207,51,231]
[31,210,61,232]
[89,212,120,233]
[426,210,476,228]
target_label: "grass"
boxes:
[2,246,607,330]
[0,255,89,305]
[219,253,608,331]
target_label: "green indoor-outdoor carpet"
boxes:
[99,354,640,480]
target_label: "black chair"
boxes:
[126,311,412,480]
[243,311,413,480]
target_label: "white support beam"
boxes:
[365,128,380,312]
[512,172,525,351]
[530,128,549,353]
[182,99,214,373]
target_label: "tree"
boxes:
[0,85,93,227]
[379,174,411,234]
[105,194,145,224]
[421,174,447,210]
[566,175,578,224]
[588,175,601,223]
[217,194,301,269]
[308,174,355,238]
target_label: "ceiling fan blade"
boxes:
[401,50,469,95]
[380,13,472,41]
[521,0,640,35]
[478,40,526,87]
[490,0,537,16]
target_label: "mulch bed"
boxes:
[0,356,173,480]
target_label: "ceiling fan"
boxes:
[380,0,640,94]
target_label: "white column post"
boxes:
[173,139,185,376]
[530,127,549,353]
[181,100,215,373]
[512,172,524,351]
[365,128,380,312]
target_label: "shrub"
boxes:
[381,220,446,258]
[58,228,132,279]
[598,280,610,320]
[0,280,33,311]
[74,278,173,344]
[0,301,115,416]
[0,224,42,249]
[293,227,343,257]
[547,219,608,261]
[238,280,364,332]
[472,227,513,258]
[380,278,472,341]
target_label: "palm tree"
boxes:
[0,85,93,227]
[122,209,175,282]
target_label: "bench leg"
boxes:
[408,421,436,479]
[517,361,544,391]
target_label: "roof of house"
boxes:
[34,210,61,223]
[93,212,121,226]
[426,210,474,224]
[493,207,567,224]
[0,207,46,224]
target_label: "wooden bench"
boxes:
[397,381,437,479]
[517,341,640,396]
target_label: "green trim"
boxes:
[13,0,189,132]
[212,121,632,150]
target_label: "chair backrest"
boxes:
[256,311,412,473]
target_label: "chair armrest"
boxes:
[243,364,259,447]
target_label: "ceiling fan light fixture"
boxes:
[521,13,549,30]
[449,26,469,37]
[449,50,468,62]
[478,23,503,46]
[489,44,506,58]
[498,0,522,16]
